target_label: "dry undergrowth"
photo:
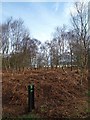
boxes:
[2,68,89,118]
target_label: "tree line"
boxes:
[0,2,90,74]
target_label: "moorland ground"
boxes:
[2,68,89,118]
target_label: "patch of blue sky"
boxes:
[1,2,72,42]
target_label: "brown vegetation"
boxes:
[2,68,88,118]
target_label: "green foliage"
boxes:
[2,113,39,120]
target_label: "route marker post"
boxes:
[28,84,35,112]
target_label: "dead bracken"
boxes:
[2,68,88,118]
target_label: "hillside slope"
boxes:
[2,68,88,118]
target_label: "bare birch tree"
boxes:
[71,2,90,84]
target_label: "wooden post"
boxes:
[31,85,35,109]
[28,84,35,112]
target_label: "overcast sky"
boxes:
[1,0,90,42]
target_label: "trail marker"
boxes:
[28,84,35,112]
